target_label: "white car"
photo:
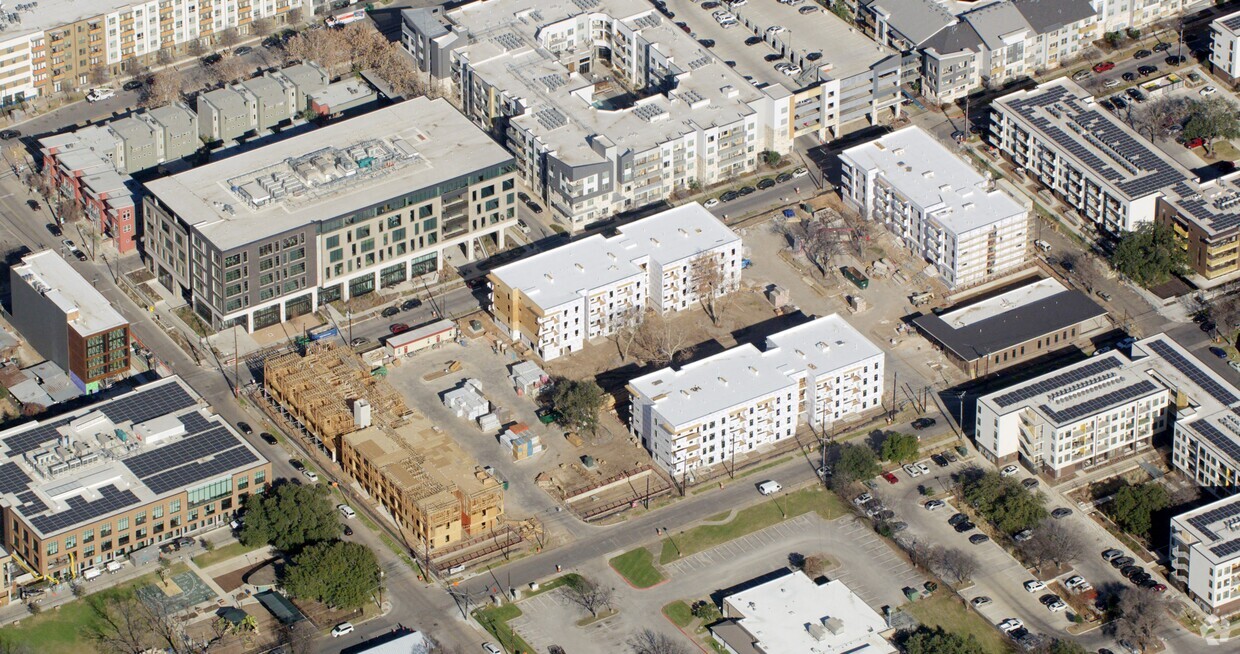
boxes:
[902,463,923,477]
[792,167,809,178]
[1065,575,1093,592]
[338,504,356,519]
[482,645,502,654]
[1034,239,1051,252]
[779,65,802,76]
[302,469,319,483]
[331,622,355,637]
[517,219,531,234]
[757,480,782,495]
[924,499,945,511]
[997,618,1023,633]
[1201,86,1217,96]
[916,462,930,475]
[1048,600,1068,612]
[853,493,873,506]
[1023,580,1046,593]
[704,198,720,209]
[1104,78,1120,88]
[1000,464,1020,477]
[766,25,786,34]
[729,0,747,5]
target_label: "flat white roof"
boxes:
[490,203,739,310]
[630,314,882,429]
[143,98,513,251]
[1173,494,1240,566]
[12,251,126,335]
[388,319,457,347]
[940,278,1068,329]
[841,125,1027,235]
[0,0,137,40]
[719,571,895,654]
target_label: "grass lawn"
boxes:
[609,548,665,588]
[191,540,261,568]
[0,576,164,654]
[660,486,844,564]
[474,604,535,654]
[663,600,693,628]
[905,594,1012,654]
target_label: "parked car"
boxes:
[1201,85,1218,96]
[853,493,873,506]
[260,433,278,445]
[381,306,401,318]
[1072,70,1091,81]
[331,622,354,638]
[1000,464,1020,477]
[350,337,369,347]
[953,520,976,533]
[1166,55,1187,65]
[776,172,793,183]
[1023,580,1046,593]
[1153,42,1171,52]
[1133,49,1152,59]
[997,618,1023,633]
[757,480,782,495]
[1230,360,1240,374]
[525,200,544,214]
[1126,87,1146,102]
[1121,72,1137,82]
[86,88,116,102]
[233,45,253,56]
[793,167,809,178]
[338,504,357,519]
[1104,78,1120,88]
[1093,61,1116,73]
[1051,507,1073,519]
[302,469,319,483]
[930,453,949,468]
[1137,64,1158,76]
[1111,555,1135,568]
[704,198,720,209]
[971,596,992,607]
[969,534,990,544]
[948,513,969,526]
[401,298,423,311]
[911,417,937,430]
[757,178,776,190]
[902,463,923,477]
[1021,478,1039,490]
[745,36,762,46]
[1014,530,1034,543]
[924,499,945,511]
[882,471,899,484]
[389,323,410,334]
[343,524,354,536]
[237,422,253,435]
[483,645,502,654]
[1185,137,1207,149]
[1102,548,1124,562]
[0,128,19,139]
[1210,346,1229,359]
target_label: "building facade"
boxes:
[1211,11,1240,84]
[9,251,131,393]
[1156,171,1240,283]
[197,63,329,143]
[839,125,1031,288]
[488,203,741,361]
[628,315,884,478]
[1170,495,1240,616]
[0,377,270,581]
[142,98,517,332]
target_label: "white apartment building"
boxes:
[977,334,1236,478]
[1171,495,1240,616]
[628,315,884,478]
[839,126,1031,288]
[488,203,741,361]
[1092,0,1187,33]
[1211,10,1240,84]
[991,79,1193,235]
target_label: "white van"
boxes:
[338,504,357,519]
[82,567,102,581]
[757,480,782,495]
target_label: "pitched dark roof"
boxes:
[1012,0,1098,34]
[922,20,985,55]
[912,289,1107,361]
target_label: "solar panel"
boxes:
[993,357,1124,408]
[0,461,31,494]
[122,427,240,481]
[1148,340,1240,406]
[28,485,141,534]
[1211,538,1240,558]
[1187,497,1240,541]
[143,446,259,495]
[1038,379,1159,424]
[1188,419,1240,464]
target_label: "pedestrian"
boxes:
[555,564,562,573]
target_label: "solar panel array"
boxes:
[1188,419,1240,466]
[1224,15,1240,31]
[492,32,522,52]
[123,427,240,480]
[1187,497,1240,541]
[992,357,1124,408]
[1168,184,1240,234]
[144,446,258,495]
[28,485,140,535]
[633,14,660,29]
[535,107,567,131]
[1038,379,1159,424]
[1148,340,1240,406]
[1210,538,1240,558]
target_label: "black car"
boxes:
[806,52,822,62]
[1051,507,1073,519]
[724,60,736,67]
[1112,96,1128,110]
[948,512,969,526]
[343,524,354,536]
[911,417,937,430]
[123,80,145,91]
[757,178,776,190]
[699,39,715,48]
[1133,49,1152,59]
[517,191,531,203]
[930,453,949,468]
[1111,555,1135,568]
[720,191,739,202]
[1120,565,1142,578]
[1138,577,1159,589]
[401,298,423,311]
[0,128,18,140]
[1126,87,1145,102]
[1138,65,1158,76]
[1099,98,1115,111]
[46,223,61,237]
[745,36,762,46]
[1152,42,1171,52]
[702,1,720,9]
[1021,477,1039,490]
[381,306,401,318]
[203,53,223,65]
[1122,71,1137,82]
[765,53,782,62]
[954,520,976,533]
[875,509,895,521]
[969,533,989,544]
[776,172,793,183]
[261,432,278,445]
[1166,55,1187,65]
[176,536,195,548]
[1061,259,1075,272]
[234,46,253,56]
[237,422,253,435]
[74,250,88,261]
[738,186,756,196]
[526,200,544,214]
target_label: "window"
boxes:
[188,478,233,506]
[170,499,181,513]
[153,505,164,519]
[83,529,94,543]
[326,235,340,249]
[387,215,402,229]
[356,226,371,239]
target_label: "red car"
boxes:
[1093,61,1116,73]
[1185,137,1206,149]
[882,471,899,484]
[389,323,410,334]
[1151,584,1167,592]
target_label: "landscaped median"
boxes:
[660,486,844,564]
[609,547,665,589]
[905,593,1012,654]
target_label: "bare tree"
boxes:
[89,66,112,86]
[801,553,829,579]
[935,548,979,585]
[564,575,615,618]
[287,7,305,26]
[691,253,732,326]
[216,28,241,49]
[276,622,315,654]
[89,593,224,654]
[285,28,349,74]
[1113,588,1167,652]
[1020,519,1083,571]
[156,47,175,66]
[627,629,690,654]
[780,217,842,276]
[632,312,695,367]
[142,68,184,108]
[610,303,647,361]
[251,17,276,38]
[187,39,207,58]
[208,53,250,86]
[1129,96,1194,142]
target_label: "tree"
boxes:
[89,66,112,86]
[961,470,1047,533]
[779,216,843,276]
[1046,639,1090,654]
[610,303,647,361]
[217,27,241,49]
[276,622,316,654]
[1020,519,1083,571]
[142,69,184,108]
[935,548,979,585]
[1113,587,1166,653]
[156,47,175,66]
[762,150,781,167]
[900,626,984,654]
[830,1,853,23]
[550,377,606,434]
[690,600,721,623]
[238,480,341,553]
[834,443,880,485]
[691,252,732,326]
[564,575,615,617]
[1109,481,1170,538]
[801,553,829,579]
[880,432,919,463]
[283,540,382,610]
[89,591,223,654]
[285,28,349,73]
[251,17,276,38]
[208,53,250,86]
[1184,96,1240,155]
[1129,96,1193,142]
[1104,31,1124,48]
[627,629,689,654]
[631,312,695,367]
[187,39,207,58]
[1110,222,1186,288]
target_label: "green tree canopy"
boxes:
[880,432,920,463]
[1047,638,1090,654]
[550,377,606,434]
[835,443,880,484]
[239,481,341,553]
[1110,481,1170,538]
[962,470,1047,533]
[1110,222,1186,288]
[1183,96,1240,154]
[901,627,985,654]
[283,540,381,610]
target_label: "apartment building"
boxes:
[1212,11,1240,86]
[913,277,1108,378]
[1093,0,1187,33]
[628,315,884,478]
[839,125,1031,288]
[991,79,1193,235]
[487,203,741,361]
[0,1,304,101]
[197,62,329,143]
[1170,495,1240,616]
[9,251,131,393]
[0,376,270,581]
[1156,171,1240,283]
[142,98,517,332]
[976,335,1236,479]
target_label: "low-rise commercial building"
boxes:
[991,79,1193,235]
[912,277,1108,378]
[0,376,270,581]
[143,98,516,332]
[1171,495,1240,616]
[1211,10,1240,84]
[9,251,130,393]
[839,125,1031,288]
[488,203,740,361]
[628,314,883,478]
[711,570,896,654]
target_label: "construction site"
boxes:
[258,342,518,572]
